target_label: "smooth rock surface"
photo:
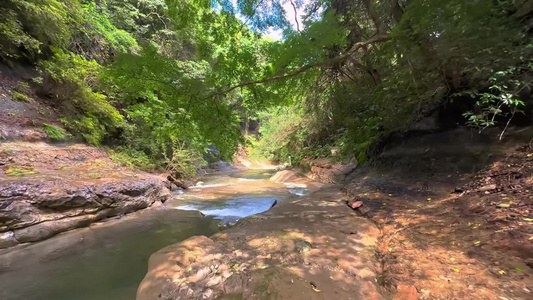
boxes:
[0,177,170,248]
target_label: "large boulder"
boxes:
[0,177,170,248]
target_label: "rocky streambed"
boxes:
[0,142,171,249]
[0,176,170,248]
[0,168,310,300]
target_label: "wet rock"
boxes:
[13,214,96,243]
[0,231,19,248]
[0,177,170,248]
[208,161,232,172]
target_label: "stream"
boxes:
[0,169,304,300]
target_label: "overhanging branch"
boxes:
[213,33,389,96]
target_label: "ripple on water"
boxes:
[174,194,284,222]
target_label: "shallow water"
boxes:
[0,169,302,300]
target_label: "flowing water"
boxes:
[0,169,305,300]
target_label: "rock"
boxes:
[205,276,222,287]
[270,200,278,208]
[477,184,497,192]
[525,258,533,269]
[453,187,464,193]
[348,200,363,209]
[202,288,213,299]
[346,200,370,215]
[13,214,96,243]
[294,239,312,253]
[394,284,419,300]
[191,267,212,282]
[137,236,217,300]
[0,177,170,248]
[208,161,232,172]
[223,274,246,294]
[0,231,19,248]
[203,145,221,163]
[358,205,371,215]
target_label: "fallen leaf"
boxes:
[454,268,460,272]
[310,282,321,292]
[427,198,432,201]
[523,218,533,222]
[499,270,506,275]
[497,203,511,208]
[515,268,523,272]
[474,241,481,245]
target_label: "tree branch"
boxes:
[362,0,385,34]
[289,0,301,32]
[213,33,389,96]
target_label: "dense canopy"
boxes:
[1,0,531,175]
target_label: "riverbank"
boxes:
[137,170,389,300]
[137,127,533,300]
[0,141,171,249]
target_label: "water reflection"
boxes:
[0,168,305,300]
[0,209,219,300]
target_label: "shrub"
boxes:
[15,82,30,94]
[5,167,36,177]
[43,123,67,140]
[110,146,156,170]
[11,92,30,102]
[40,49,124,145]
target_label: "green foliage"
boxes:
[15,81,30,93]
[40,49,124,145]
[459,66,530,136]
[248,0,532,163]
[11,91,30,102]
[2,0,531,177]
[43,123,67,140]
[5,167,36,177]
[71,1,139,62]
[104,45,242,160]
[109,146,155,170]
[165,147,205,180]
[0,0,82,60]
